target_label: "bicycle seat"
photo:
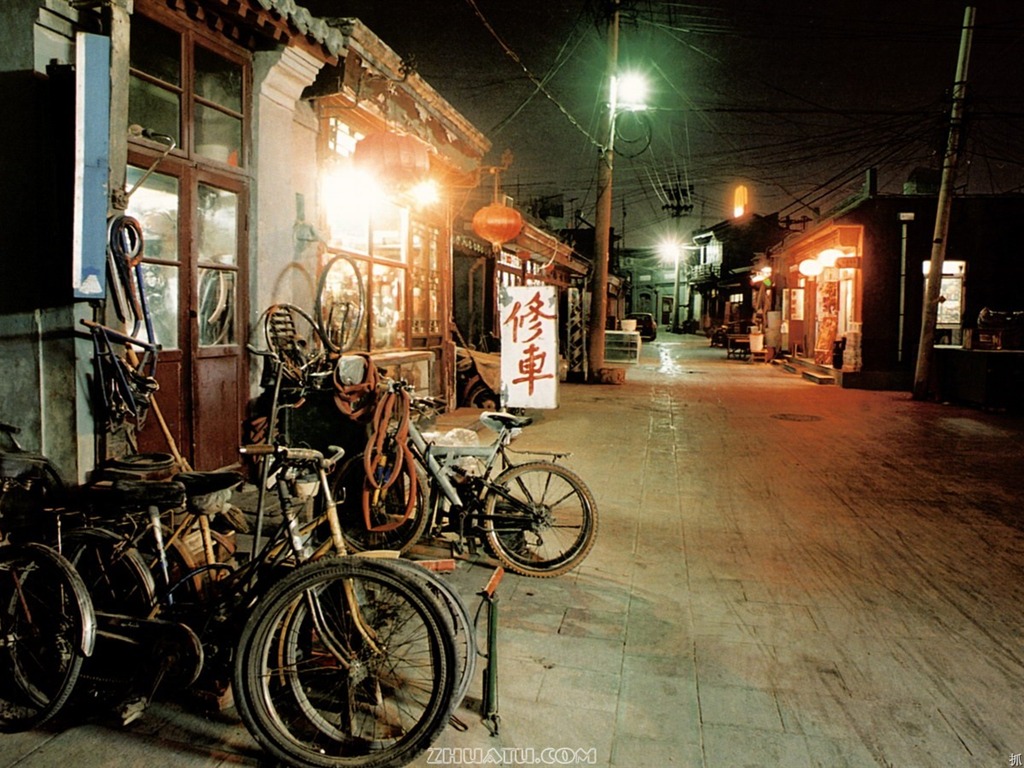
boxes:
[480,412,533,431]
[174,471,244,515]
[108,478,187,511]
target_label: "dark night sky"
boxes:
[304,1,1024,249]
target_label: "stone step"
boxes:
[802,369,835,385]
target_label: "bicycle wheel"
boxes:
[381,558,476,710]
[330,453,429,555]
[260,303,326,382]
[61,527,156,615]
[315,254,366,354]
[483,461,598,577]
[0,543,96,732]
[233,557,457,768]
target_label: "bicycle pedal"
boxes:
[119,696,148,726]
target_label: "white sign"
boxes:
[499,285,559,409]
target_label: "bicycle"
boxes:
[0,428,97,731]
[332,378,599,577]
[0,424,462,767]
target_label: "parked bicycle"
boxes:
[332,378,599,577]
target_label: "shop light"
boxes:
[798,258,823,277]
[322,165,385,216]
[409,178,440,207]
[817,248,843,268]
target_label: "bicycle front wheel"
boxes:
[0,543,95,732]
[233,557,457,768]
[484,461,598,577]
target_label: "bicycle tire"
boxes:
[232,557,457,768]
[315,254,366,354]
[61,527,157,615]
[0,543,96,732]
[330,453,429,555]
[483,461,598,577]
[378,558,476,709]
[260,303,326,382]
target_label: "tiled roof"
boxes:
[252,0,347,57]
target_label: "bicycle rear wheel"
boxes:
[0,543,95,732]
[484,461,598,577]
[233,557,457,768]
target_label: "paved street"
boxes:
[4,334,1024,767]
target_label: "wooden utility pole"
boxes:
[586,1,620,381]
[913,6,976,400]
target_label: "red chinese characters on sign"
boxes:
[500,286,559,408]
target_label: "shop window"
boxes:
[371,203,405,262]
[372,264,406,350]
[410,222,441,337]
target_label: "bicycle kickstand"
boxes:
[480,565,505,736]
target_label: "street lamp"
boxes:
[587,3,647,381]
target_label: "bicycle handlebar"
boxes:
[240,443,346,469]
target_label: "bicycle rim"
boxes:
[484,461,598,577]
[331,454,429,555]
[233,557,456,768]
[315,254,366,354]
[61,528,156,615]
[379,558,476,709]
[0,544,94,732]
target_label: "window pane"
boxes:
[372,264,406,350]
[197,184,238,266]
[139,263,180,349]
[128,76,180,145]
[198,268,236,346]
[130,15,180,86]
[195,103,241,165]
[195,46,242,112]
[125,167,179,348]
[371,203,405,262]
[125,167,179,263]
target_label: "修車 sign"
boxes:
[499,285,559,409]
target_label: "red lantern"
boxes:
[354,132,431,186]
[472,203,523,251]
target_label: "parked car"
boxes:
[626,312,657,341]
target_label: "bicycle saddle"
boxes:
[107,478,187,510]
[480,412,533,431]
[174,471,244,515]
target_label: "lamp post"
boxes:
[587,4,647,380]
[586,2,620,382]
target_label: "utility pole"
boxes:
[913,5,975,400]
[586,0,620,382]
[671,247,681,332]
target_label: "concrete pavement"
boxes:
[4,333,1024,767]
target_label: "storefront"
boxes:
[774,224,864,368]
